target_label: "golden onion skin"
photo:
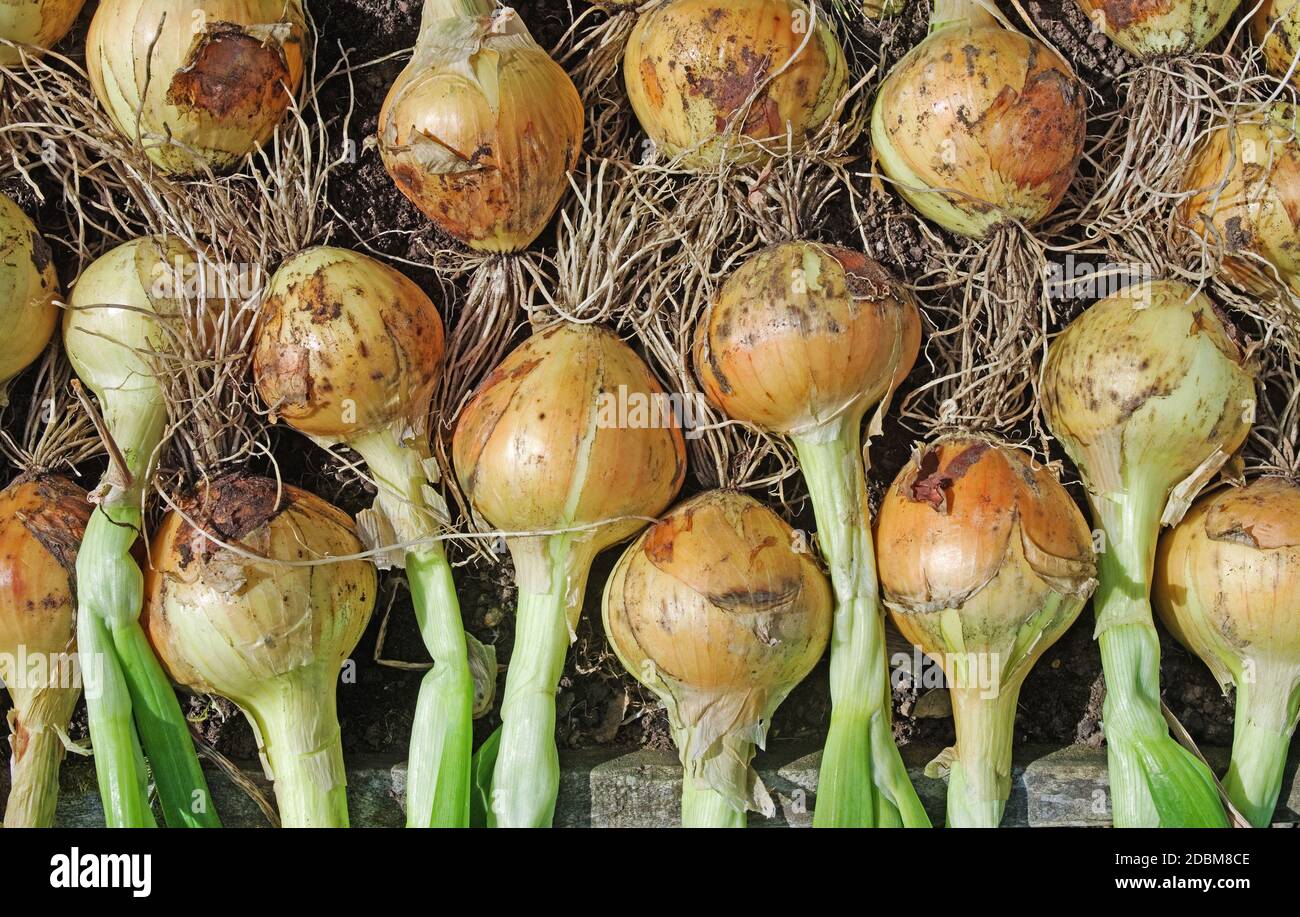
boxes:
[453,323,686,553]
[86,0,307,174]
[1253,0,1300,89]
[604,490,831,818]
[253,246,445,444]
[624,0,848,167]
[694,242,920,436]
[0,0,86,65]
[1181,121,1300,294]
[1076,0,1240,56]
[0,194,59,402]
[871,25,1086,239]
[379,7,583,253]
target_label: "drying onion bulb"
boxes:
[86,0,308,174]
[1076,0,1240,56]
[0,194,59,404]
[1253,0,1300,88]
[144,474,375,828]
[624,0,848,167]
[379,1,583,252]
[871,24,1086,239]
[1181,118,1300,294]
[603,490,832,827]
[0,0,86,65]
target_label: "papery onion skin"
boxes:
[876,437,1095,827]
[0,0,87,65]
[1252,0,1300,88]
[86,0,307,174]
[0,194,60,402]
[143,474,375,828]
[604,490,831,827]
[253,246,445,444]
[1155,477,1300,826]
[695,241,921,436]
[871,24,1086,239]
[624,0,848,167]
[1075,0,1240,56]
[0,475,90,828]
[379,5,583,253]
[1181,119,1300,295]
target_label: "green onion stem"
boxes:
[4,725,68,828]
[796,420,929,828]
[421,0,495,31]
[945,682,1020,828]
[681,776,748,829]
[1092,489,1228,828]
[1223,668,1298,827]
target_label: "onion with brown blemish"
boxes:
[694,241,929,828]
[86,0,307,175]
[0,0,86,66]
[0,193,60,407]
[623,0,848,168]
[1155,477,1300,827]
[1075,0,1240,57]
[876,436,1096,827]
[143,474,376,828]
[603,490,831,827]
[0,475,90,828]
[453,322,686,827]
[1252,0,1300,90]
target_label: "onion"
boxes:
[86,0,308,174]
[0,193,60,406]
[871,7,1086,239]
[0,0,86,66]
[623,0,847,167]
[1042,279,1255,827]
[379,0,584,253]
[694,241,929,828]
[143,474,375,827]
[64,237,221,828]
[1154,477,1300,826]
[1253,0,1300,88]
[876,437,1096,827]
[0,474,90,828]
[1076,0,1240,56]
[1180,116,1300,295]
[253,245,477,828]
[603,490,831,827]
[453,323,686,826]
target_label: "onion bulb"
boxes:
[86,0,308,174]
[694,242,929,828]
[1043,279,1255,828]
[1180,116,1300,295]
[0,0,86,66]
[1155,477,1300,826]
[253,246,476,829]
[1253,0,1300,89]
[871,11,1086,239]
[876,437,1096,827]
[378,0,583,253]
[0,475,90,828]
[603,490,832,828]
[623,0,847,167]
[0,193,59,406]
[1076,0,1240,56]
[453,323,686,826]
[144,474,375,827]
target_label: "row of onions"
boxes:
[1,0,1299,831]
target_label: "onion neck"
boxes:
[680,767,749,829]
[1224,663,1300,827]
[1091,486,1165,637]
[945,679,1021,827]
[4,688,77,828]
[420,0,496,33]
[929,0,996,32]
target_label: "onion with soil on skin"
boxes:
[0,0,86,66]
[143,474,376,828]
[0,193,60,407]
[1252,0,1300,89]
[876,436,1096,828]
[623,0,848,168]
[1042,278,1256,828]
[453,322,686,828]
[603,490,832,828]
[694,240,929,828]
[86,0,308,175]
[0,474,90,828]
[1075,0,1240,57]
[1154,477,1300,827]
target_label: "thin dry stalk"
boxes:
[0,345,101,477]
